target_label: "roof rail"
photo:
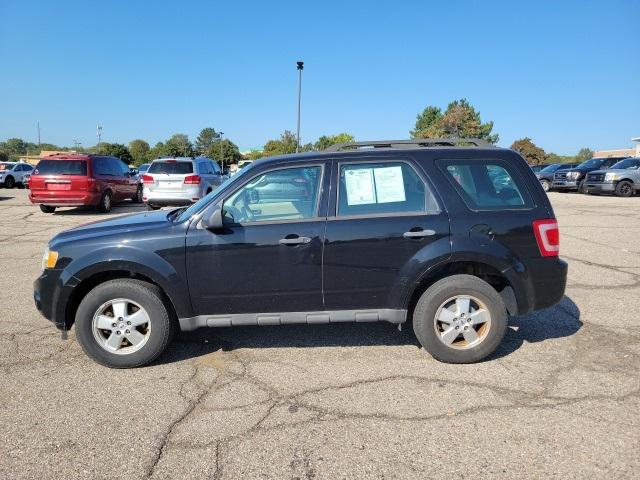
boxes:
[324,138,493,152]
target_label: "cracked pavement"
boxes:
[0,189,639,479]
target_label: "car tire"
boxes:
[4,176,15,189]
[132,185,143,203]
[39,205,56,213]
[97,191,112,213]
[615,180,634,198]
[540,180,550,192]
[74,279,174,368]
[412,274,508,364]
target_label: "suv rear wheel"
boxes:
[39,205,56,213]
[97,191,112,213]
[132,185,143,203]
[4,175,15,188]
[413,274,508,363]
[74,279,173,368]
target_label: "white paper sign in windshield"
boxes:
[373,166,405,203]
[345,168,376,205]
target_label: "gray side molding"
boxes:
[179,309,407,331]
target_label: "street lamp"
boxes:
[97,125,103,153]
[296,61,304,153]
[218,131,224,171]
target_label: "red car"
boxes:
[29,153,141,213]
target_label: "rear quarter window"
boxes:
[437,159,533,210]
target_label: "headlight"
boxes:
[604,172,618,182]
[41,247,59,270]
[567,172,582,180]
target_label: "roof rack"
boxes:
[324,138,493,152]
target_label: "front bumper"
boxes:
[585,182,616,194]
[34,268,66,329]
[552,180,579,191]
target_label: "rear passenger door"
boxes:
[322,157,451,310]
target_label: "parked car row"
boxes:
[26,153,227,213]
[532,157,640,197]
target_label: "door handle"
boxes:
[279,235,311,246]
[403,229,436,239]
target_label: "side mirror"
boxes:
[202,205,224,230]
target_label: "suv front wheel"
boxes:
[74,279,174,368]
[413,274,508,363]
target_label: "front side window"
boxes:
[439,159,531,209]
[338,162,433,216]
[222,166,322,224]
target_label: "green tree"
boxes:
[0,151,8,162]
[2,138,28,160]
[411,99,498,144]
[511,137,546,165]
[244,150,264,160]
[148,142,166,159]
[128,139,150,165]
[205,138,241,167]
[99,143,133,164]
[195,128,218,155]
[263,130,300,156]
[410,106,443,138]
[576,148,594,162]
[164,134,194,157]
[313,133,355,151]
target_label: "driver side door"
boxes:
[185,161,330,317]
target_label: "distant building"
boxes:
[18,150,77,165]
[594,138,640,158]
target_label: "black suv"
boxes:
[34,139,567,368]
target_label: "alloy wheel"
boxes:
[433,295,492,349]
[91,298,151,355]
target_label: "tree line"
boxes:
[0,98,593,166]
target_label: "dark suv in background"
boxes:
[552,157,624,193]
[34,139,567,368]
[535,163,577,192]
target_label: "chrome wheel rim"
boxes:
[91,298,151,355]
[103,194,111,210]
[620,183,631,195]
[433,295,491,349]
[541,180,549,192]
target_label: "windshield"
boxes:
[34,160,87,176]
[610,158,640,170]
[540,164,562,173]
[577,158,604,169]
[148,161,193,174]
[175,163,256,222]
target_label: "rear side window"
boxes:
[438,159,531,210]
[148,161,193,174]
[338,161,437,216]
[34,160,87,176]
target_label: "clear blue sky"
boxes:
[1,0,638,154]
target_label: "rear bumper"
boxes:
[143,186,201,206]
[29,191,101,206]
[526,257,568,312]
[584,182,616,194]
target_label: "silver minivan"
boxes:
[142,157,227,209]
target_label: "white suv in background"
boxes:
[141,157,227,209]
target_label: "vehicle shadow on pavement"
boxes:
[156,295,582,365]
[489,295,582,360]
[47,204,147,215]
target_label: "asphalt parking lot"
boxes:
[1,188,639,479]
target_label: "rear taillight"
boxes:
[533,219,560,257]
[87,177,97,191]
[184,175,201,184]
[141,174,154,184]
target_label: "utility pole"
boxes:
[296,61,304,153]
[97,125,103,153]
[73,139,80,151]
[37,121,41,148]
[218,131,224,171]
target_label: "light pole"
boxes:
[73,139,79,151]
[296,61,304,153]
[97,125,103,153]
[218,131,224,171]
